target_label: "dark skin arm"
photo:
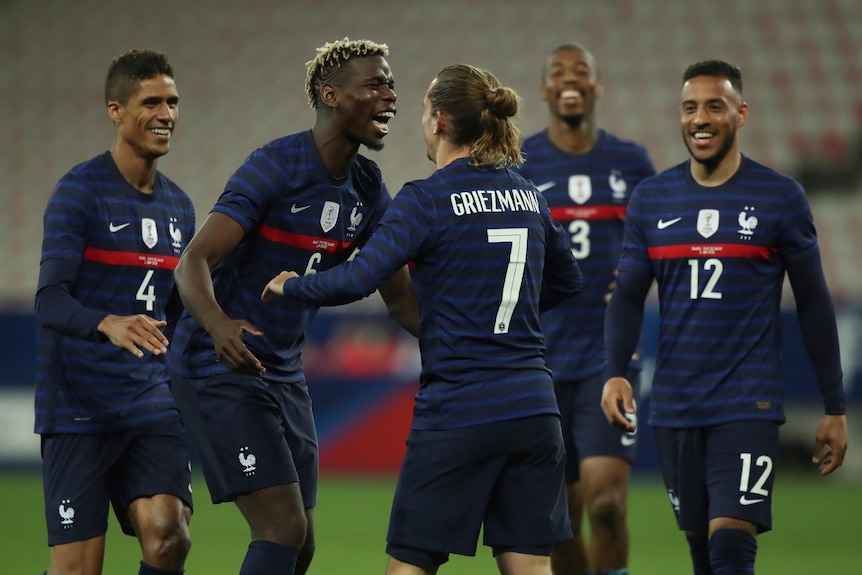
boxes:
[261,263,419,337]
[174,212,265,375]
[377,266,419,337]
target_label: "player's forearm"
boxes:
[35,258,108,341]
[787,251,847,414]
[173,255,228,333]
[379,267,419,337]
[284,257,380,306]
[602,269,650,381]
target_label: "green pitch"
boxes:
[1,471,858,574]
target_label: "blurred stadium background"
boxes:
[1,0,861,571]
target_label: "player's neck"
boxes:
[110,147,158,194]
[312,126,360,179]
[689,149,742,187]
[434,140,471,170]
[548,115,597,155]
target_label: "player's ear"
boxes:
[320,83,338,109]
[433,110,445,136]
[737,101,748,128]
[595,81,605,99]
[107,101,123,125]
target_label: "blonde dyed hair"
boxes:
[428,64,523,168]
[305,37,389,109]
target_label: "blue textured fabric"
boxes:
[517,128,655,381]
[170,130,390,384]
[35,151,195,434]
[283,158,582,430]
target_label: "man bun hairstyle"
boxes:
[429,64,523,168]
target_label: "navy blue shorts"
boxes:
[171,372,318,507]
[654,420,780,534]
[41,417,192,546]
[556,370,640,483]
[386,415,571,567]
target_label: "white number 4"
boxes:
[136,269,156,312]
[487,228,528,334]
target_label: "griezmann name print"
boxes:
[450,188,540,216]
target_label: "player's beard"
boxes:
[684,125,736,172]
[364,138,385,152]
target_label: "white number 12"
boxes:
[487,228,528,334]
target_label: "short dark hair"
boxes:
[543,43,598,82]
[683,60,742,95]
[105,49,174,105]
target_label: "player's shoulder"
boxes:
[257,130,311,159]
[522,129,550,151]
[154,170,194,207]
[353,152,383,181]
[739,155,801,188]
[60,151,110,182]
[598,129,651,157]
[634,160,688,192]
[52,152,113,202]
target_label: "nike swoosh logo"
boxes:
[739,495,765,505]
[535,181,555,192]
[621,434,637,447]
[109,222,131,232]
[291,204,311,213]
[657,217,682,230]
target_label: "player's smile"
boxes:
[149,125,173,143]
[690,129,717,148]
[372,109,395,136]
[559,89,583,108]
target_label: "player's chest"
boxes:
[267,192,371,243]
[644,202,776,249]
[540,169,629,208]
[91,202,188,258]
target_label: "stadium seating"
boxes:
[2,0,861,303]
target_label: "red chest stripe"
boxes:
[550,205,626,221]
[259,224,351,254]
[83,248,179,269]
[648,244,776,259]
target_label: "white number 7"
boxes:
[487,228,528,334]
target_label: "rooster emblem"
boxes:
[59,501,75,525]
[608,169,627,201]
[738,208,758,236]
[239,447,257,475]
[169,217,183,249]
[348,206,363,232]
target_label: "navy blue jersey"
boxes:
[35,151,196,434]
[281,158,582,430]
[517,129,655,380]
[170,130,390,382]
[619,156,823,427]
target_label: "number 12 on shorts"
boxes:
[738,452,773,504]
